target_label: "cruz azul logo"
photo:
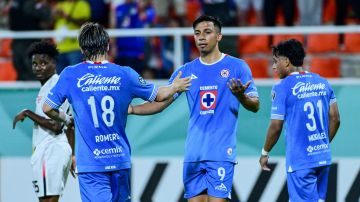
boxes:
[199,86,218,115]
[200,90,217,110]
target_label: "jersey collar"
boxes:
[289,71,309,75]
[85,60,109,64]
[199,53,226,65]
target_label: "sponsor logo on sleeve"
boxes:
[138,76,146,85]
[271,91,276,101]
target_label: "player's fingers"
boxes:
[244,80,252,89]
[175,71,183,80]
[227,82,233,91]
[262,165,271,171]
[70,169,76,178]
[230,79,237,89]
[236,79,243,87]
[12,119,17,129]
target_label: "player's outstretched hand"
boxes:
[12,109,28,129]
[70,155,77,178]
[172,71,191,92]
[227,78,251,95]
[259,155,271,171]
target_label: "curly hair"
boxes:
[272,39,306,67]
[27,40,59,60]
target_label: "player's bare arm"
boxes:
[129,98,175,115]
[13,109,63,134]
[259,119,284,171]
[328,102,341,142]
[155,71,191,102]
[227,78,260,112]
[42,105,73,127]
[65,120,76,178]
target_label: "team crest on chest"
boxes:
[200,90,217,110]
[220,68,230,78]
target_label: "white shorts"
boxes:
[30,141,72,198]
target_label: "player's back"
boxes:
[278,72,335,171]
[48,61,157,172]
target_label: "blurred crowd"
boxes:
[0,0,360,80]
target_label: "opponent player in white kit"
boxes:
[13,41,73,202]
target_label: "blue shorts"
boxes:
[287,166,330,202]
[183,161,235,199]
[78,169,131,202]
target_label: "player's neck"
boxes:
[88,55,108,63]
[288,66,304,74]
[200,50,222,64]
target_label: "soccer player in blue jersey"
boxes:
[42,22,191,202]
[259,39,341,202]
[129,15,260,202]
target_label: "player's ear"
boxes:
[80,48,84,54]
[107,43,110,52]
[285,57,291,67]
[217,33,222,42]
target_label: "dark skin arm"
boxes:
[13,109,63,134]
[259,119,284,171]
[65,119,76,178]
[227,79,260,113]
[328,102,340,142]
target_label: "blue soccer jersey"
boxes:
[271,72,336,172]
[170,54,258,163]
[45,61,157,173]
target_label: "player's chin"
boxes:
[35,74,44,79]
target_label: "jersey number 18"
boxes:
[88,95,115,128]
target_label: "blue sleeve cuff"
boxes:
[148,86,158,102]
[271,114,284,120]
[44,98,61,110]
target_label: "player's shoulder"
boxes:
[176,59,198,74]
[272,79,283,89]
[227,55,248,65]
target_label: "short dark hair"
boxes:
[27,40,59,60]
[78,22,110,60]
[272,39,306,67]
[193,15,222,33]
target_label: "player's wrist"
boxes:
[170,83,178,93]
[59,112,72,126]
[261,148,269,156]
